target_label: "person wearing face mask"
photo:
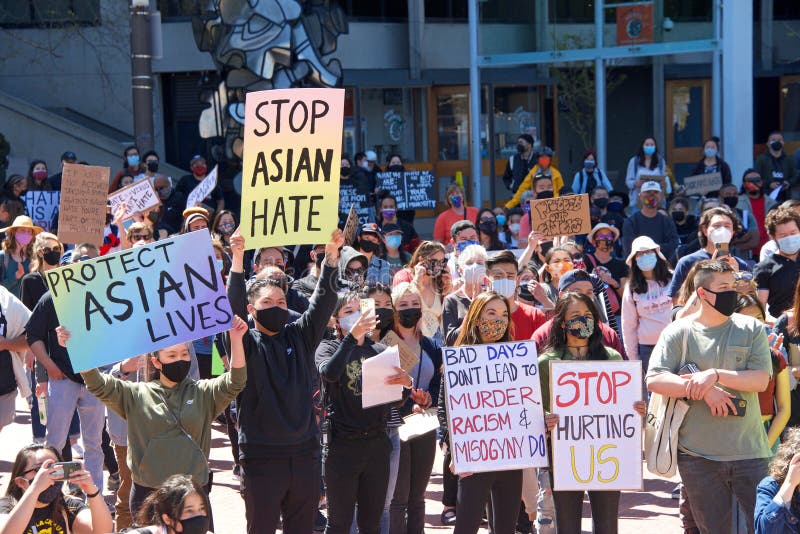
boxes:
[137,150,163,184]
[382,223,411,276]
[381,154,416,224]
[485,250,547,341]
[668,207,749,303]
[338,154,372,227]
[442,244,488,345]
[228,227,344,534]
[717,184,760,260]
[513,175,557,241]
[538,292,644,533]
[357,224,392,286]
[740,169,778,256]
[433,184,478,244]
[443,221,481,283]
[0,216,42,297]
[127,474,212,534]
[754,208,800,319]
[211,209,237,250]
[475,208,506,251]
[571,149,613,195]
[589,186,626,233]
[26,160,52,193]
[647,260,772,534]
[388,282,442,534]
[585,223,628,305]
[0,444,112,534]
[176,155,224,213]
[502,134,537,193]
[669,197,698,246]
[316,293,412,534]
[376,193,420,253]
[151,175,185,238]
[505,146,564,209]
[625,136,670,210]
[111,146,142,192]
[503,209,524,249]
[392,241,447,340]
[690,138,732,192]
[755,131,797,203]
[621,181,679,261]
[57,316,247,521]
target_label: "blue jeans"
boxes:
[678,454,768,534]
[45,378,106,486]
[638,344,655,399]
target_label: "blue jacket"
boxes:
[755,476,800,533]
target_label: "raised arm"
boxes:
[206,316,248,415]
[297,230,345,352]
[227,227,249,321]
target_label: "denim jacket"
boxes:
[755,476,800,533]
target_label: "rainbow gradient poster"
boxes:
[46,230,233,372]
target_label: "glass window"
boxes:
[341,0,408,22]
[359,88,424,163]
[480,0,534,23]
[0,0,100,27]
[490,86,544,159]
[436,91,470,161]
[156,0,199,19]
[425,0,467,21]
[782,77,800,142]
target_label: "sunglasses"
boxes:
[594,234,615,241]
[130,233,152,241]
[735,272,754,282]
[41,246,61,254]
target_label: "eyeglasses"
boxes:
[734,272,754,282]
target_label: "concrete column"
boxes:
[468,0,482,207]
[722,1,753,183]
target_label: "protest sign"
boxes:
[444,341,548,474]
[362,345,403,408]
[46,229,233,372]
[58,163,109,246]
[25,191,60,232]
[186,165,219,209]
[380,330,420,372]
[338,181,372,225]
[108,179,161,219]
[549,360,643,491]
[377,171,436,210]
[342,206,359,247]
[240,88,345,249]
[683,172,723,196]
[529,193,591,238]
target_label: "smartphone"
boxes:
[540,240,554,256]
[678,362,701,375]
[51,461,82,481]
[715,241,729,258]
[359,298,375,317]
[727,397,747,417]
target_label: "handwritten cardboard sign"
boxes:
[58,163,110,246]
[342,206,359,247]
[108,179,161,220]
[550,360,643,491]
[186,165,219,209]
[444,341,548,474]
[240,88,345,248]
[377,171,436,210]
[46,230,233,372]
[25,191,60,232]
[683,172,723,196]
[529,193,591,238]
[380,330,420,372]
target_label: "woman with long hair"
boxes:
[0,216,42,297]
[389,282,442,534]
[625,136,669,209]
[540,245,574,303]
[475,209,506,251]
[316,291,411,534]
[0,443,112,534]
[772,280,800,428]
[538,292,645,533]
[128,474,212,534]
[392,241,447,339]
[26,161,51,192]
[433,184,479,244]
[755,427,800,533]
[20,232,62,310]
[210,210,237,250]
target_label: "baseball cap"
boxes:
[558,269,593,293]
[365,150,377,162]
[641,181,662,193]
[61,151,77,161]
[381,223,402,235]
[360,223,381,236]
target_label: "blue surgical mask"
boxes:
[386,234,402,249]
[643,145,656,156]
[496,214,507,227]
[635,252,658,272]
[216,258,224,271]
[456,240,479,253]
[704,147,717,159]
[127,154,140,167]
[584,159,596,170]
[778,234,800,255]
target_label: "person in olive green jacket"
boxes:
[55,316,248,522]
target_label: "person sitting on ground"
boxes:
[755,427,800,534]
[125,474,212,534]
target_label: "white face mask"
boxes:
[462,263,486,285]
[708,226,733,245]
[491,278,517,299]
[338,310,361,333]
[509,223,521,235]
[360,160,369,170]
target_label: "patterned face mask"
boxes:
[477,317,508,342]
[564,315,594,339]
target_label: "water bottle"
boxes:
[37,391,47,426]
[536,468,556,534]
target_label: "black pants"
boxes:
[553,489,619,534]
[454,469,522,534]
[324,434,391,534]
[224,405,239,466]
[390,430,437,534]
[241,454,321,534]
[101,424,119,474]
[442,447,458,508]
[197,352,212,380]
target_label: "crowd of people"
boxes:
[0,132,798,534]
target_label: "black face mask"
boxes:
[518,285,535,302]
[255,305,289,332]
[398,307,422,328]
[360,239,380,254]
[722,197,739,210]
[36,483,61,504]
[178,515,210,534]
[479,221,497,233]
[536,190,554,200]
[607,201,624,213]
[42,250,61,266]
[593,198,609,209]
[702,288,738,317]
[770,140,783,152]
[516,144,526,154]
[147,161,159,173]
[672,211,686,222]
[158,359,190,383]
[375,308,395,331]
[387,165,404,172]
[340,166,351,177]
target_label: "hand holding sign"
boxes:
[229,227,245,272]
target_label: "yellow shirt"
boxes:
[505,165,564,208]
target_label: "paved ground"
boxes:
[0,398,682,532]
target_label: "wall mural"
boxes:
[193,0,348,160]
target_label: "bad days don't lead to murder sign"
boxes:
[241,88,345,248]
[46,230,233,372]
[445,340,548,474]
[549,360,643,491]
